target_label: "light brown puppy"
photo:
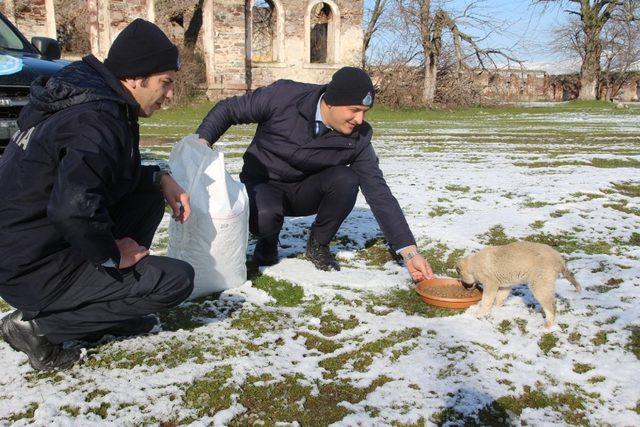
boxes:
[456,241,581,327]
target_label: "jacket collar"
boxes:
[82,54,141,121]
[296,84,361,141]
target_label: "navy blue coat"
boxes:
[197,80,416,252]
[0,55,158,311]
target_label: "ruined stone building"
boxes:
[1,0,364,97]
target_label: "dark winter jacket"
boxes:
[197,80,416,251]
[0,55,159,312]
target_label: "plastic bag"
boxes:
[167,134,249,299]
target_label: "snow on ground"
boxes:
[1,107,639,425]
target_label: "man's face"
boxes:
[325,104,370,135]
[127,70,176,117]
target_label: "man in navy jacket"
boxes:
[0,20,194,371]
[197,67,433,279]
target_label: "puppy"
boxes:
[456,241,581,327]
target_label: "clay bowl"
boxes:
[415,277,482,309]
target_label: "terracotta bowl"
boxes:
[415,277,482,309]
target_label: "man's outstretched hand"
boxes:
[116,237,149,269]
[161,174,191,223]
[400,246,434,282]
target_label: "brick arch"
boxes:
[304,0,341,64]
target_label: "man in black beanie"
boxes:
[0,19,194,371]
[197,67,434,279]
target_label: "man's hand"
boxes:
[161,174,191,223]
[400,245,434,282]
[198,137,210,147]
[116,237,149,269]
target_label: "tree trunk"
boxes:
[580,34,602,100]
[422,54,437,105]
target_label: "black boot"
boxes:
[253,235,279,266]
[79,315,160,342]
[0,310,82,371]
[305,231,340,271]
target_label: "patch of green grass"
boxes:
[6,402,38,422]
[523,231,610,255]
[539,333,559,355]
[183,365,235,418]
[626,325,640,359]
[587,376,606,384]
[428,205,464,217]
[87,403,111,419]
[159,298,222,331]
[368,285,463,318]
[491,384,589,426]
[297,332,341,353]
[229,306,285,339]
[588,277,623,293]
[231,374,391,426]
[524,200,550,208]
[634,400,640,414]
[572,363,594,374]
[319,328,422,376]
[497,320,513,334]
[611,181,640,197]
[530,220,546,229]
[301,296,323,318]
[86,336,208,369]
[571,192,604,200]
[592,331,609,346]
[355,237,399,267]
[477,225,517,246]
[85,389,108,402]
[629,232,640,246]
[318,310,360,337]
[515,318,528,334]
[604,201,640,217]
[60,405,81,416]
[252,274,304,307]
[590,157,640,169]
[445,184,470,193]
[550,209,570,218]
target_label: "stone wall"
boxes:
[3,0,53,41]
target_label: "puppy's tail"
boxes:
[561,265,582,293]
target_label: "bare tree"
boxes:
[536,0,639,100]
[600,12,640,100]
[363,0,389,67]
[393,0,521,106]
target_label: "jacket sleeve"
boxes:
[196,82,279,144]
[350,142,416,252]
[46,113,124,266]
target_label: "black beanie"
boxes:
[324,67,375,107]
[104,19,180,79]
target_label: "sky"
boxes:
[365,0,579,72]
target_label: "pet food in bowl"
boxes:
[415,277,482,309]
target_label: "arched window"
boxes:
[305,0,340,64]
[251,0,283,63]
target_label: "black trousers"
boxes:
[246,166,360,245]
[33,190,194,344]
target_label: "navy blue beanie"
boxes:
[105,19,180,79]
[324,67,375,107]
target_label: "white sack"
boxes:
[167,134,249,299]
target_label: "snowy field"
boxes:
[1,105,639,425]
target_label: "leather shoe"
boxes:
[0,310,81,371]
